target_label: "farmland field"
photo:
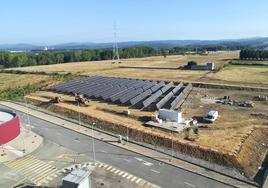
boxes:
[7,51,268,87]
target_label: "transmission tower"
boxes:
[112,22,120,63]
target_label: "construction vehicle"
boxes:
[74,93,90,106]
[220,96,233,105]
[50,96,63,103]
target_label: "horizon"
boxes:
[1,0,268,44]
[2,36,268,46]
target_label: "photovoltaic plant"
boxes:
[50,76,192,111]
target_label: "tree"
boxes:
[55,53,64,64]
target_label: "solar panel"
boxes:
[142,90,163,108]
[170,92,186,110]
[110,88,135,102]
[172,83,183,94]
[182,83,192,95]
[161,82,173,93]
[50,76,193,111]
[94,85,114,98]
[119,88,143,104]
[130,89,152,105]
[156,91,174,109]
[142,82,156,91]
[150,82,165,92]
[108,88,131,101]
[102,86,126,100]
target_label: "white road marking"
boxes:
[134,157,154,166]
[150,169,160,174]
[100,150,107,153]
[123,158,131,162]
[184,182,196,187]
[106,166,113,170]
[114,170,120,174]
[126,174,133,180]
[110,168,116,172]
[122,173,128,178]
[134,157,143,161]
[118,171,124,176]
[143,161,153,166]
[135,178,142,184]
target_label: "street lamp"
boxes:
[170,128,175,162]
[92,122,96,164]
[21,87,31,133]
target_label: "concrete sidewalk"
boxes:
[0,128,43,163]
[0,101,258,188]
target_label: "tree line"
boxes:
[240,49,268,60]
[0,46,160,68]
[0,44,251,68]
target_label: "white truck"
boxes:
[203,110,218,123]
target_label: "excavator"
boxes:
[74,93,90,106]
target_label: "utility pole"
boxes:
[112,22,120,63]
[171,130,174,161]
[92,122,96,164]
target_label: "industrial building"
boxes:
[185,63,215,71]
[50,76,192,111]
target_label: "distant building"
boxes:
[264,47,268,51]
[185,63,215,71]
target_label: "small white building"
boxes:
[62,170,91,188]
[159,109,182,123]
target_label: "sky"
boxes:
[0,0,268,44]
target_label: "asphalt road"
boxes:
[7,106,234,188]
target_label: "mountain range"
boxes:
[1,37,268,51]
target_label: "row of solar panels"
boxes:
[50,76,192,111]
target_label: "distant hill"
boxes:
[1,37,268,51]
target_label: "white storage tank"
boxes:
[159,109,182,123]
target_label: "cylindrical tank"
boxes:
[0,108,20,145]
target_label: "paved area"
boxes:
[0,129,42,163]
[0,101,259,188]
[1,139,158,188]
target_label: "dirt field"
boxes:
[8,51,268,87]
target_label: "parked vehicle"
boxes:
[203,110,218,123]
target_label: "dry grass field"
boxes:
[207,65,268,86]
[11,51,268,86]
[0,73,52,90]
[8,51,268,87]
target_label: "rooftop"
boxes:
[0,109,15,125]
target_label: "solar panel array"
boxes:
[50,76,192,111]
[170,83,192,110]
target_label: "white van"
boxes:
[203,111,218,123]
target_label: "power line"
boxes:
[112,22,120,63]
